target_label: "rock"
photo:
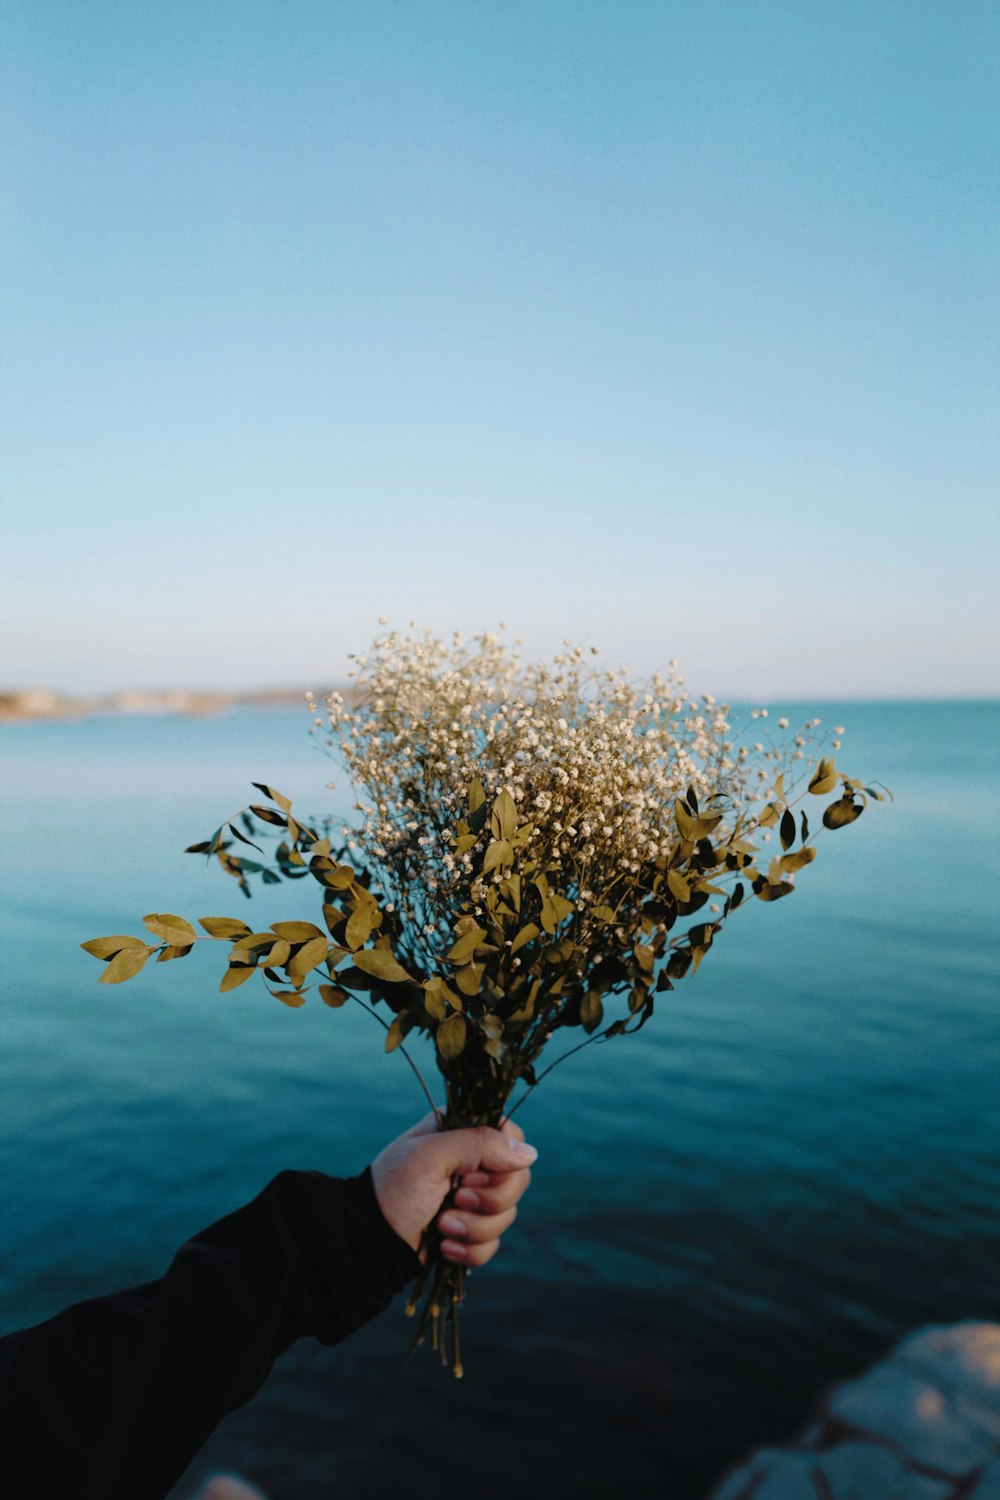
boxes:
[712,1449,816,1500]
[195,1478,270,1500]
[826,1343,1000,1476]
[815,1439,907,1496]
[897,1324,1000,1406]
[707,1322,1000,1497]
[969,1459,1000,1500]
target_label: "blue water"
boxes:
[1,702,998,1498]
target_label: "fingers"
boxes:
[499,1116,526,1143]
[429,1125,537,1178]
[438,1204,517,1245]
[454,1169,530,1215]
[440,1236,503,1267]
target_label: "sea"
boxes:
[1,700,998,1498]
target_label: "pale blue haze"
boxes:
[1,2,997,697]
[1,701,998,1495]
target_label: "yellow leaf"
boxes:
[220,964,255,992]
[143,913,196,944]
[345,907,376,951]
[100,946,154,984]
[270,987,306,1007]
[198,917,252,940]
[81,935,146,960]
[510,922,540,955]
[447,926,485,964]
[287,936,330,978]
[352,948,412,984]
[319,984,350,1007]
[437,1013,467,1060]
[271,921,325,942]
[454,963,484,996]
[490,788,517,842]
[483,839,513,874]
[808,757,839,795]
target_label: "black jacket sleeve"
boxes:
[0,1167,421,1500]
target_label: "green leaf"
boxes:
[510,922,540,955]
[823,797,864,830]
[808,757,838,795]
[100,946,154,984]
[81,935,147,960]
[156,944,194,963]
[437,1013,467,1060]
[271,920,325,942]
[490,788,517,842]
[666,869,691,902]
[580,991,604,1034]
[591,904,616,922]
[287,936,330,979]
[265,938,291,967]
[220,964,256,992]
[352,948,413,984]
[252,783,292,812]
[319,984,350,1008]
[143,913,197,945]
[198,917,252,940]
[779,808,796,851]
[468,778,486,813]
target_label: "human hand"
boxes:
[370,1113,537,1268]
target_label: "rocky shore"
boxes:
[709,1323,1000,1499]
[0,687,330,723]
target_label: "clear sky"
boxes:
[2,0,997,699]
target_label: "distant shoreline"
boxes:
[0,687,342,724]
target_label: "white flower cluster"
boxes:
[306,625,825,947]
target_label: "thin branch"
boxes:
[348,995,443,1124]
[504,1028,608,1122]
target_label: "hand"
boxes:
[371,1113,537,1268]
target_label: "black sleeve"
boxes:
[0,1167,422,1500]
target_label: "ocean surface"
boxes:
[1,701,998,1498]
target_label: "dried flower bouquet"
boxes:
[84,626,888,1375]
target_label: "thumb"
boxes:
[432,1125,538,1177]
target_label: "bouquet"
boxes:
[84,625,888,1375]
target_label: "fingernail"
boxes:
[441,1240,466,1262]
[511,1142,538,1163]
[440,1213,466,1236]
[455,1188,481,1209]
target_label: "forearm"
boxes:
[0,1168,420,1500]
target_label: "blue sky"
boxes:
[2,0,997,698]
